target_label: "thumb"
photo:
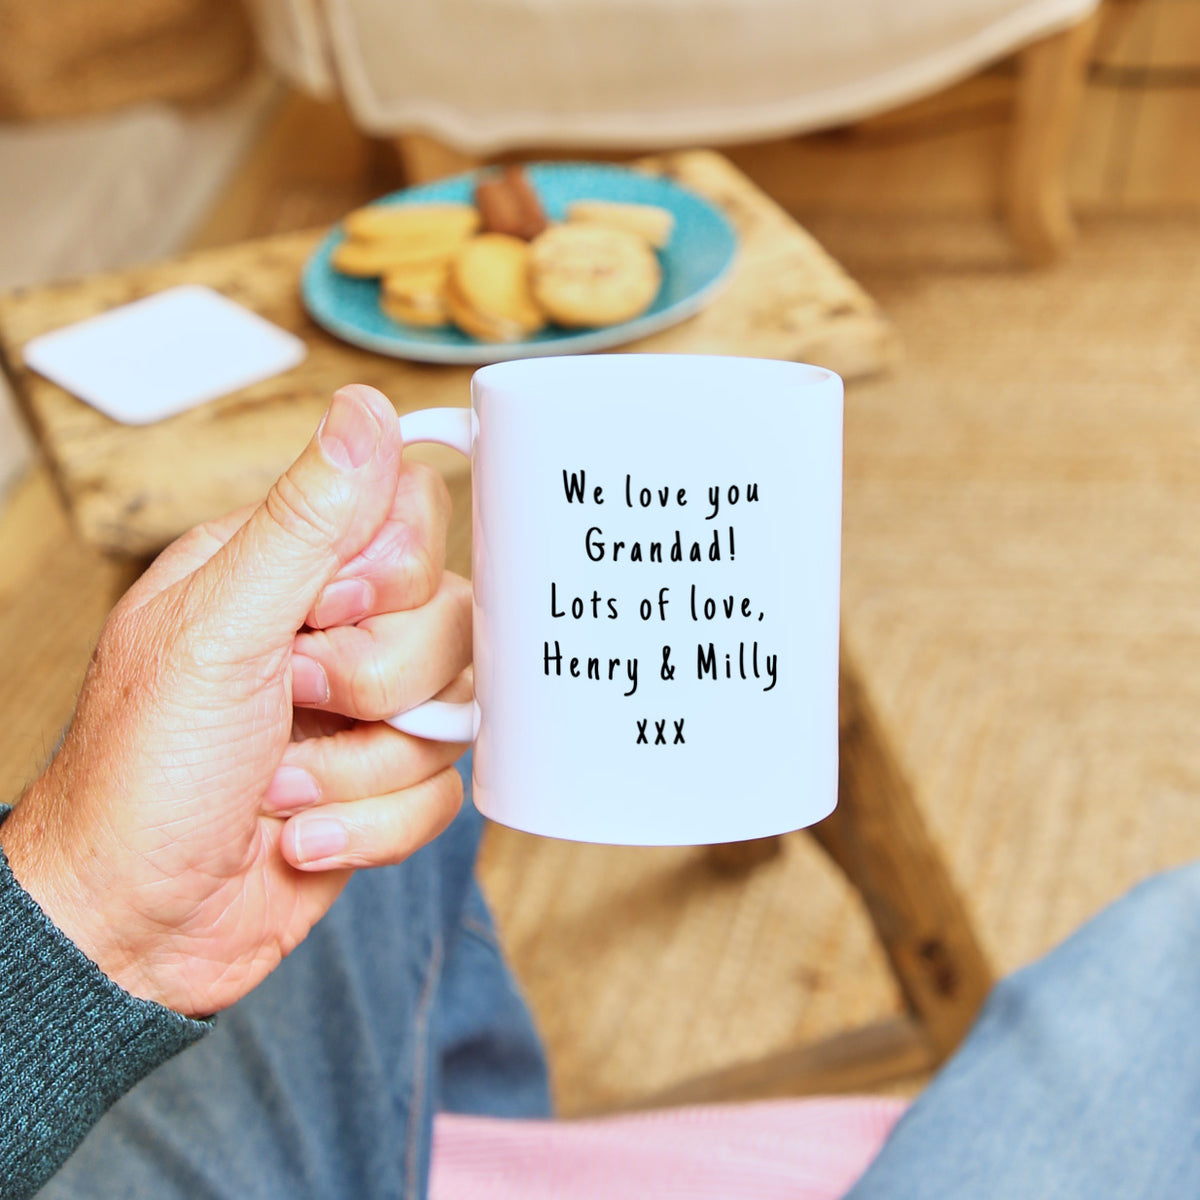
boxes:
[188,385,402,656]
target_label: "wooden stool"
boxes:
[634,637,994,1106]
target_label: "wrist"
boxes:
[0,782,66,919]
[0,782,156,1006]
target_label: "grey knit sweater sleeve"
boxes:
[0,807,211,1198]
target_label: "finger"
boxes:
[291,572,471,721]
[306,461,452,629]
[185,385,403,657]
[281,764,464,870]
[123,505,257,610]
[264,677,471,816]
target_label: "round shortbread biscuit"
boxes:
[449,234,545,341]
[529,225,661,328]
[444,276,523,342]
[343,203,479,242]
[566,201,675,249]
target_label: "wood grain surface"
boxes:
[0,150,897,558]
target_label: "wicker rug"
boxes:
[479,214,1200,1113]
[3,215,1199,1116]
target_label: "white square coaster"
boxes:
[24,284,308,425]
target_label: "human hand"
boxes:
[0,385,471,1018]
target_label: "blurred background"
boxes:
[1,0,1198,1117]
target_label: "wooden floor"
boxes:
[4,5,1200,1112]
[478,210,1200,1112]
[9,209,1199,1116]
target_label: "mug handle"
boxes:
[384,407,478,742]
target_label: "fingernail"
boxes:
[293,818,347,865]
[291,654,329,705]
[265,766,320,811]
[312,578,373,628]
[320,386,381,470]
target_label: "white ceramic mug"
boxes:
[389,354,842,846]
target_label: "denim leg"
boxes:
[846,862,1200,1199]
[433,875,553,1119]
[409,755,551,1117]
[39,752,548,1199]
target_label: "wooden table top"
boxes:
[0,150,897,557]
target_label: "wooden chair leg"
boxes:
[393,133,482,184]
[613,1015,936,1111]
[1007,12,1100,266]
[623,639,992,1112]
[704,640,993,1061]
[809,640,994,1060]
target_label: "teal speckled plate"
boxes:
[301,162,737,365]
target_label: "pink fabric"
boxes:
[430,1097,907,1200]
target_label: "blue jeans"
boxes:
[845,861,1200,1197]
[40,754,1200,1198]
[40,753,552,1199]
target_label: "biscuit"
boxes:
[474,166,548,241]
[343,202,479,243]
[529,224,661,327]
[380,262,450,327]
[332,229,469,278]
[381,292,447,327]
[444,276,519,342]
[566,200,675,249]
[448,234,545,342]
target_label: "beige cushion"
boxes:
[248,0,1098,152]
